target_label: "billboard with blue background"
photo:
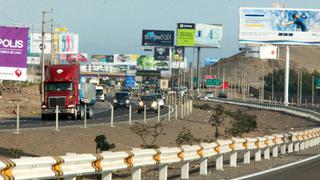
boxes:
[239,7,320,45]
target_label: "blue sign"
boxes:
[204,58,219,66]
[125,76,135,88]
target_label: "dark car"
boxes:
[218,91,227,98]
[137,95,159,114]
[113,92,132,109]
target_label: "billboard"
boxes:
[154,47,170,61]
[137,55,155,70]
[172,46,185,61]
[0,26,28,81]
[239,7,320,45]
[91,55,114,63]
[177,23,223,48]
[142,30,174,47]
[59,33,79,54]
[30,33,51,54]
[259,46,278,59]
[204,58,219,66]
[114,54,138,65]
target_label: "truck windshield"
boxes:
[46,83,73,91]
[96,89,103,96]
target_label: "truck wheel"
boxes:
[155,110,158,114]
[80,107,85,120]
[138,110,141,114]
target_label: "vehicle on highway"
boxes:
[137,95,159,114]
[96,85,106,102]
[113,92,131,109]
[218,91,227,98]
[150,93,164,109]
[204,91,214,100]
[176,86,188,97]
[41,64,96,120]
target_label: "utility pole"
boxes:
[50,18,56,64]
[297,68,300,104]
[40,11,46,103]
[300,64,303,106]
[312,75,315,106]
[40,9,53,103]
[272,68,274,101]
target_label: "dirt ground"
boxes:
[0,99,318,159]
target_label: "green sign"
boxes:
[316,78,320,89]
[206,78,221,86]
[177,23,196,46]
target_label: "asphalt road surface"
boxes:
[0,99,170,130]
[246,155,320,180]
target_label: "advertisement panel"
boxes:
[137,55,155,70]
[205,58,219,66]
[177,23,223,48]
[30,33,51,54]
[125,76,135,88]
[114,54,138,65]
[160,79,169,89]
[154,47,170,61]
[239,7,320,45]
[172,46,185,61]
[91,55,115,63]
[195,23,223,48]
[59,33,79,54]
[177,23,195,46]
[142,30,174,47]
[259,46,278,59]
[0,26,28,81]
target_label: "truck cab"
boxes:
[96,85,106,102]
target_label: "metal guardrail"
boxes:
[1,99,320,180]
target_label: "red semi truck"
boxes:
[41,64,96,120]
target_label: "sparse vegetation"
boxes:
[226,109,257,136]
[130,122,165,148]
[176,127,200,146]
[8,148,24,158]
[193,103,212,111]
[209,104,227,139]
[94,135,115,153]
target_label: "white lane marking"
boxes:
[232,154,320,180]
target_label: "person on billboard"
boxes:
[281,13,308,32]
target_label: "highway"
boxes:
[0,99,170,130]
[245,155,320,180]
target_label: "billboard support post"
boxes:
[40,11,45,103]
[196,47,201,95]
[284,46,290,106]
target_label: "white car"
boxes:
[204,92,214,100]
[151,93,164,109]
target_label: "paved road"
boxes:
[246,155,320,180]
[0,99,170,130]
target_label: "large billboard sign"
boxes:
[0,26,28,81]
[142,30,174,47]
[172,46,185,61]
[59,33,79,54]
[239,7,320,45]
[177,23,223,48]
[30,33,51,54]
[154,47,170,61]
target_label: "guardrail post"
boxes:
[272,146,278,158]
[55,105,60,131]
[168,105,171,122]
[132,167,141,180]
[300,141,305,150]
[159,164,168,180]
[110,105,114,127]
[84,104,87,128]
[263,148,270,159]
[181,162,189,179]
[175,104,178,120]
[294,142,300,151]
[185,100,189,116]
[181,104,184,119]
[230,152,237,167]
[129,105,132,125]
[15,104,20,134]
[101,172,112,180]
[244,150,250,164]
[144,105,147,123]
[157,104,160,122]
[255,149,261,161]
[199,158,208,175]
[216,154,224,170]
[288,142,293,153]
[280,144,286,155]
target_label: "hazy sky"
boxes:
[1,0,320,62]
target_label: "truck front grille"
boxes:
[49,97,66,108]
